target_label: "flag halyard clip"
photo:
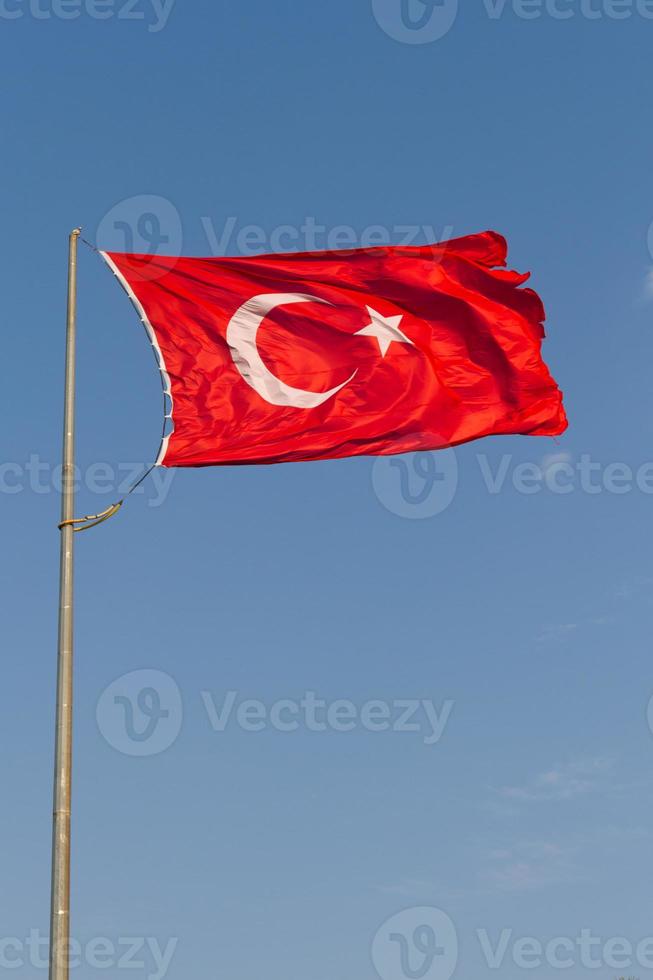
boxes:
[56,463,158,533]
[58,501,123,533]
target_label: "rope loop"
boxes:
[55,463,159,533]
[58,501,123,533]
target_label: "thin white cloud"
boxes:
[536,622,578,643]
[496,757,614,803]
[484,860,569,891]
[478,821,652,894]
[377,877,438,898]
[537,610,616,643]
[481,839,579,892]
[616,575,653,601]
[540,451,573,472]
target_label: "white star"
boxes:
[355,306,414,358]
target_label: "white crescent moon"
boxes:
[226,292,357,408]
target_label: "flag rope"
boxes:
[56,238,171,532]
[56,461,159,532]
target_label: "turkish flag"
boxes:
[102,231,567,467]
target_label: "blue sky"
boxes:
[3,1,653,978]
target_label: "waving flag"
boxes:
[102,231,566,467]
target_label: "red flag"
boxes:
[102,231,566,467]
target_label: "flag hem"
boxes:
[99,251,174,466]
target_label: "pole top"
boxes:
[70,227,82,238]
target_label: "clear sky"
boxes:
[3,2,653,978]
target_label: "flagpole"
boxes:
[49,227,81,980]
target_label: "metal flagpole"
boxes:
[49,227,81,980]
